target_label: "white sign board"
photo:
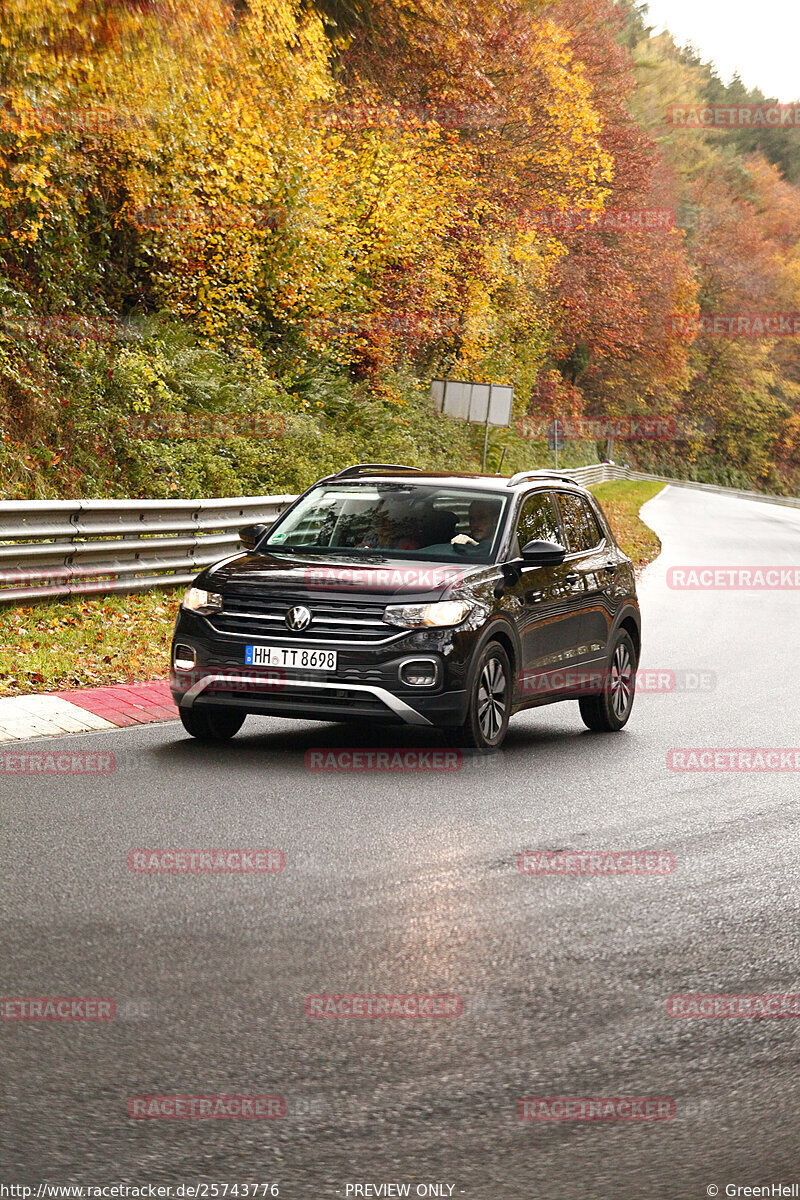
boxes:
[488,385,513,427]
[431,379,513,428]
[467,383,490,423]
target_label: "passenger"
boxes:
[361,504,421,551]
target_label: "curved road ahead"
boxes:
[3,485,800,1198]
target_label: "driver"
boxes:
[452,499,501,550]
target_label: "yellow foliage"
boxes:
[0,0,610,390]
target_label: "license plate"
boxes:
[245,645,337,671]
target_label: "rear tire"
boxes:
[579,631,637,732]
[178,705,245,741]
[449,641,512,750]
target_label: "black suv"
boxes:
[170,465,641,749]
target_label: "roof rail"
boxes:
[333,463,424,479]
[507,470,579,488]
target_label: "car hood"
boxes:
[203,550,492,599]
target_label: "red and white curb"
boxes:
[0,681,177,742]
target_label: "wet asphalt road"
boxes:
[3,484,800,1198]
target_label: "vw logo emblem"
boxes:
[286,605,312,631]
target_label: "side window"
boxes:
[555,493,604,553]
[581,499,604,548]
[515,492,561,554]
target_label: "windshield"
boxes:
[261,482,509,563]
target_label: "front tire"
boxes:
[451,642,512,750]
[178,705,246,741]
[579,631,637,732]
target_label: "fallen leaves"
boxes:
[0,587,180,696]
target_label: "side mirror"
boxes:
[239,523,269,552]
[521,539,567,566]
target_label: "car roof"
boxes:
[320,468,590,495]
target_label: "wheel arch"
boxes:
[614,607,641,664]
[465,618,520,696]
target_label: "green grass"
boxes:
[588,480,665,570]
[0,589,180,697]
[0,480,665,697]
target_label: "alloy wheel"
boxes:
[609,642,634,720]
[477,657,507,742]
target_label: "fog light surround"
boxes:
[174,644,196,671]
[399,657,440,688]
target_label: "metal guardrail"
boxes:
[564,463,617,487]
[618,467,800,509]
[1,462,796,603]
[0,496,294,603]
[555,461,800,507]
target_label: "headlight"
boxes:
[383,600,474,629]
[182,587,222,613]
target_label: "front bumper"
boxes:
[170,609,471,727]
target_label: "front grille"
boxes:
[211,588,398,643]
